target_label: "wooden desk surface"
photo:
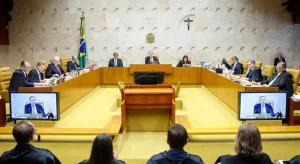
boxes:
[124,88,173,94]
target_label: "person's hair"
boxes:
[231,56,238,61]
[259,96,266,100]
[278,62,286,69]
[88,133,114,164]
[20,60,28,67]
[234,123,262,156]
[248,59,255,64]
[113,52,118,57]
[36,62,44,67]
[167,124,188,149]
[12,121,36,144]
[182,55,189,61]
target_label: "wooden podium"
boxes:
[121,84,175,132]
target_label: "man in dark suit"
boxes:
[24,96,45,118]
[260,62,294,97]
[222,56,243,74]
[67,56,81,72]
[108,52,123,67]
[274,52,286,67]
[0,121,61,164]
[145,51,160,64]
[253,96,274,116]
[28,62,45,83]
[8,61,36,91]
[45,56,66,78]
[245,60,263,82]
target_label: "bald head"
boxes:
[53,56,60,65]
[13,121,36,144]
[278,52,283,57]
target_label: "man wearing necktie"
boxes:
[67,56,81,72]
[274,52,286,72]
[145,51,160,64]
[24,96,46,118]
[45,56,66,78]
[258,62,294,97]
[28,62,45,83]
[222,56,243,74]
[253,96,274,116]
[108,52,123,67]
[245,60,262,82]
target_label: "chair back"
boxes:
[227,60,232,66]
[60,57,70,72]
[286,69,300,93]
[255,61,262,68]
[241,60,248,74]
[263,65,275,79]
[0,67,12,91]
[148,55,159,59]
[175,81,181,98]
[118,81,125,94]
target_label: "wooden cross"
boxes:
[184,18,193,30]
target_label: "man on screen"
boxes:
[253,96,274,116]
[24,96,45,118]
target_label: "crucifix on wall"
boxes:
[184,18,193,31]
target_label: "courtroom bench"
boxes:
[0,116,122,142]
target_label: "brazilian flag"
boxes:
[78,14,87,68]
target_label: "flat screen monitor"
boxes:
[9,92,60,120]
[238,91,288,120]
[134,71,165,85]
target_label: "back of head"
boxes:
[88,133,113,164]
[13,121,35,145]
[167,124,188,149]
[234,123,262,156]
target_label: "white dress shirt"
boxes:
[268,73,281,86]
[32,105,37,114]
[260,104,266,114]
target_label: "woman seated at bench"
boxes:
[78,133,125,164]
[215,123,273,164]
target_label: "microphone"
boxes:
[129,70,154,88]
[210,60,220,70]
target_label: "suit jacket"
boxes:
[145,56,160,64]
[8,69,34,91]
[274,57,286,66]
[79,159,125,164]
[67,61,80,72]
[253,103,274,116]
[176,60,191,67]
[215,153,273,164]
[0,144,61,164]
[28,69,44,83]
[24,104,45,117]
[246,67,263,82]
[147,150,204,164]
[225,62,244,74]
[45,63,66,78]
[108,58,123,67]
[261,70,294,97]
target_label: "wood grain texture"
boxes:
[100,67,132,84]
[165,67,202,84]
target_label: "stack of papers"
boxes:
[292,95,300,102]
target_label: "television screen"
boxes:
[238,91,288,120]
[9,92,60,120]
[134,71,165,85]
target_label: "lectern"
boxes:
[121,84,175,132]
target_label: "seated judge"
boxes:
[215,123,273,164]
[258,62,294,97]
[45,56,66,78]
[24,96,45,118]
[222,56,244,74]
[28,62,45,83]
[67,56,81,72]
[8,61,39,91]
[176,55,191,67]
[253,96,274,116]
[244,60,263,82]
[145,51,159,64]
[108,52,123,67]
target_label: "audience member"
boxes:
[0,121,61,164]
[288,155,300,164]
[147,124,204,164]
[215,123,272,164]
[79,133,125,164]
